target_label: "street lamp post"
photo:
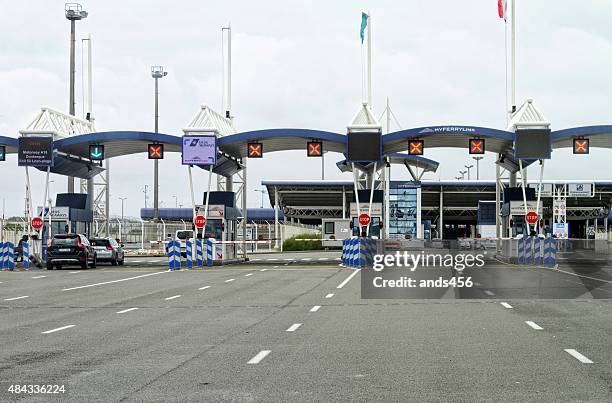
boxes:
[119,197,127,242]
[472,156,484,180]
[65,3,88,193]
[143,185,149,209]
[151,66,168,223]
[465,164,474,181]
[173,195,178,208]
[119,197,127,222]
[254,189,267,208]
[459,170,467,180]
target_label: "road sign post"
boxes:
[194,215,206,229]
[358,213,371,227]
[31,217,44,230]
[525,211,538,225]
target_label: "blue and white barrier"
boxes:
[166,240,181,270]
[186,239,193,268]
[543,237,557,266]
[341,237,378,268]
[517,236,526,265]
[2,242,15,270]
[196,239,203,267]
[206,238,214,267]
[0,242,4,268]
[22,242,29,269]
[533,236,542,265]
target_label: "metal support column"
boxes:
[439,186,444,240]
[274,186,279,251]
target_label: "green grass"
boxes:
[283,233,322,251]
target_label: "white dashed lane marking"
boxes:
[309,305,321,313]
[116,307,139,314]
[337,269,361,289]
[325,293,334,299]
[484,290,495,296]
[198,286,211,290]
[31,275,47,279]
[564,349,594,364]
[260,269,268,272]
[525,321,543,330]
[247,350,271,364]
[42,325,75,334]
[4,296,29,301]
[62,272,165,291]
[165,295,182,301]
[286,323,302,332]
[500,302,513,309]
[245,273,253,277]
[225,278,236,283]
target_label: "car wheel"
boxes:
[81,256,89,270]
[111,255,118,266]
[56,265,62,270]
[91,255,97,269]
[118,259,124,266]
[46,262,54,270]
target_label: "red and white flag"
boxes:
[498,0,507,21]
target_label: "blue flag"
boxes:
[360,12,369,43]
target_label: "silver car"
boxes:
[90,237,125,266]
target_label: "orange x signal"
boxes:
[307,141,322,157]
[248,142,263,158]
[408,140,424,155]
[573,139,589,154]
[469,139,485,154]
[148,144,164,159]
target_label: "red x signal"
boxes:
[248,142,263,158]
[307,141,323,157]
[408,140,424,155]
[469,138,485,154]
[573,138,589,154]
[148,144,164,159]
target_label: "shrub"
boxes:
[283,233,322,251]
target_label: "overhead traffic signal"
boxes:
[247,142,263,158]
[469,138,485,154]
[0,145,5,161]
[148,144,164,159]
[307,141,323,157]
[573,138,589,154]
[408,139,424,155]
[89,144,105,161]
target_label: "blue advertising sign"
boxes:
[182,135,217,166]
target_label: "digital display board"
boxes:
[182,135,217,166]
[148,144,164,159]
[18,136,54,166]
[346,132,382,162]
[0,145,5,161]
[469,138,485,154]
[247,142,263,158]
[408,139,424,155]
[573,138,589,154]
[89,145,105,161]
[307,141,323,157]
[514,129,551,160]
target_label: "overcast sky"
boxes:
[1,0,612,218]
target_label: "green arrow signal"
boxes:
[90,146,103,159]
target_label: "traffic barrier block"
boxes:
[206,238,214,267]
[543,237,557,266]
[23,242,29,269]
[526,236,534,265]
[533,236,542,265]
[4,242,14,270]
[0,242,4,269]
[186,239,193,268]
[341,239,347,265]
[348,237,359,267]
[167,240,181,270]
[196,239,203,267]
[517,237,525,265]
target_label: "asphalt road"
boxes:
[0,253,611,402]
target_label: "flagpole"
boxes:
[367,11,372,108]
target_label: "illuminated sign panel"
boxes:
[514,129,551,159]
[182,135,217,165]
[247,142,263,158]
[573,138,589,154]
[0,145,5,161]
[469,138,485,154]
[408,140,424,155]
[148,144,164,159]
[346,132,382,162]
[89,145,105,161]
[307,141,323,157]
[18,137,54,166]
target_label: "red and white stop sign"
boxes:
[525,211,539,225]
[358,213,371,227]
[32,217,44,230]
[194,215,206,228]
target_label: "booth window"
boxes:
[324,222,335,235]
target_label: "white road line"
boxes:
[309,305,321,312]
[198,285,211,290]
[337,269,361,289]
[252,258,261,261]
[564,349,594,364]
[283,258,292,261]
[525,321,543,330]
[245,273,253,277]
[260,268,268,272]
[484,290,495,296]
[543,265,612,284]
[500,302,513,309]
[116,307,139,314]
[286,323,302,332]
[325,293,334,298]
[267,258,279,261]
[301,258,311,261]
[31,275,47,279]
[4,295,29,301]
[335,258,341,261]
[318,257,328,261]
[165,295,182,300]
[62,271,165,291]
[69,271,81,274]
[225,278,236,283]
[131,260,142,263]
[42,325,75,334]
[247,350,271,364]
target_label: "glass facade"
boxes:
[389,182,419,238]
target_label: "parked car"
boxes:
[164,230,194,257]
[46,234,97,270]
[90,237,125,266]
